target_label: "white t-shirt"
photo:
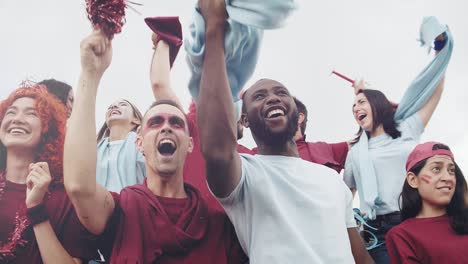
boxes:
[216,154,356,264]
[343,113,424,215]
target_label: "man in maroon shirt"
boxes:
[251,97,349,173]
[64,30,247,264]
[147,25,251,213]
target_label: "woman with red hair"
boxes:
[0,85,96,263]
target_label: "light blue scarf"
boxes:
[97,132,146,192]
[185,0,297,120]
[352,17,454,220]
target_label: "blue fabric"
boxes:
[352,17,453,220]
[185,0,296,119]
[96,132,146,192]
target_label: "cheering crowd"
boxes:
[1,0,467,263]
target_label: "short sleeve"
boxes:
[385,227,420,264]
[343,151,356,189]
[343,183,357,228]
[213,156,248,207]
[398,113,424,141]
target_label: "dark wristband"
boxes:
[27,203,49,225]
[434,33,447,51]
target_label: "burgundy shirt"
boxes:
[100,184,247,264]
[0,181,97,263]
[252,135,348,173]
[386,215,468,264]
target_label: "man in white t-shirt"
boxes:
[195,0,374,263]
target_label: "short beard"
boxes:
[250,109,299,148]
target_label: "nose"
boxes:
[11,112,26,124]
[440,169,455,182]
[265,93,281,105]
[160,122,173,134]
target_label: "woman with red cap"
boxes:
[386,142,468,263]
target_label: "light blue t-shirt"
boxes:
[96,132,146,192]
[216,154,356,264]
[344,113,424,216]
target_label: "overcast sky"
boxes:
[1,0,467,173]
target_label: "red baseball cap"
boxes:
[406,141,454,172]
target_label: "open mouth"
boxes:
[265,107,285,119]
[358,113,367,121]
[157,139,177,156]
[110,110,122,116]
[8,127,28,135]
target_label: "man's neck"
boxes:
[293,130,303,142]
[5,149,35,184]
[146,172,187,198]
[256,139,299,157]
[108,123,134,142]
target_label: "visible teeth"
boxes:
[267,109,284,118]
[159,139,175,147]
[9,128,27,134]
[358,114,366,121]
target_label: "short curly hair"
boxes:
[0,85,67,187]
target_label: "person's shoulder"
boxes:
[388,218,417,238]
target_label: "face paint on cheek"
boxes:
[419,174,433,184]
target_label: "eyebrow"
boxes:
[7,106,36,111]
[429,161,454,166]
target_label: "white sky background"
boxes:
[1,0,467,174]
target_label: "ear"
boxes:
[407,172,419,189]
[132,117,141,127]
[187,137,194,153]
[298,113,305,125]
[136,134,145,156]
[241,113,249,128]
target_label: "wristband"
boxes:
[26,203,49,225]
[434,33,447,51]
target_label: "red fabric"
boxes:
[252,136,348,173]
[405,141,454,172]
[0,181,97,263]
[103,182,247,264]
[386,215,468,264]
[145,16,183,68]
[185,101,252,212]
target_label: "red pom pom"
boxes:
[86,0,127,39]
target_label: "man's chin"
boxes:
[156,167,178,178]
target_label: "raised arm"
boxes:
[197,0,241,198]
[418,74,445,127]
[64,29,115,235]
[150,34,182,106]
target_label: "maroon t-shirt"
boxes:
[0,181,97,263]
[100,184,247,264]
[184,102,252,212]
[252,136,348,173]
[386,215,468,264]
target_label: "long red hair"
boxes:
[0,85,67,186]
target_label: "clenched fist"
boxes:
[26,162,52,208]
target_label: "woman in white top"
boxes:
[96,99,145,193]
[344,32,449,264]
